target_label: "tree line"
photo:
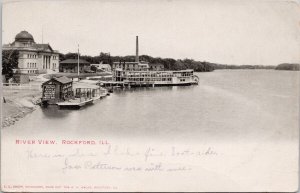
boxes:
[213,64,275,70]
[59,52,215,72]
[275,63,300,71]
[4,50,296,81]
[59,52,280,71]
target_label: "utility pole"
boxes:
[41,25,45,44]
[77,44,80,81]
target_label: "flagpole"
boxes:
[42,26,44,44]
[77,44,80,81]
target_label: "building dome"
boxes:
[15,30,34,42]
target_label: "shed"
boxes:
[41,76,73,105]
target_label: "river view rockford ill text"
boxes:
[16,139,110,145]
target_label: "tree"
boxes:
[99,52,112,64]
[2,50,19,81]
[275,63,300,71]
[64,52,78,60]
[59,53,66,61]
[90,65,98,72]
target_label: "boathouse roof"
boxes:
[42,76,72,86]
[53,76,72,84]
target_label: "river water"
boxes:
[1,70,299,191]
[3,70,299,142]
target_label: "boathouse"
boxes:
[73,83,102,101]
[41,76,73,104]
[59,59,90,73]
[56,82,108,108]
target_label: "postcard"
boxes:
[1,0,299,192]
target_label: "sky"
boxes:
[2,0,300,66]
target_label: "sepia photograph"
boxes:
[1,0,299,192]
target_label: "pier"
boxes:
[56,98,94,108]
[56,92,109,108]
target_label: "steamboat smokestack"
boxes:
[135,36,139,63]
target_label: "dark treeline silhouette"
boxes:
[275,63,300,71]
[59,52,277,72]
[213,64,275,70]
[59,52,214,72]
[2,51,294,82]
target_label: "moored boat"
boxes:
[106,36,199,88]
[116,69,199,86]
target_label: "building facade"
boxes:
[3,31,59,74]
[41,76,73,105]
[59,59,91,73]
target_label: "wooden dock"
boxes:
[56,92,109,108]
[56,98,94,108]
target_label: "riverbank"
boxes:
[2,72,113,128]
[2,89,41,128]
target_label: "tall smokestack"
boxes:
[135,36,139,63]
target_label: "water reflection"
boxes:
[113,85,195,95]
[41,105,72,118]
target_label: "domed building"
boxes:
[14,31,35,45]
[3,30,59,74]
